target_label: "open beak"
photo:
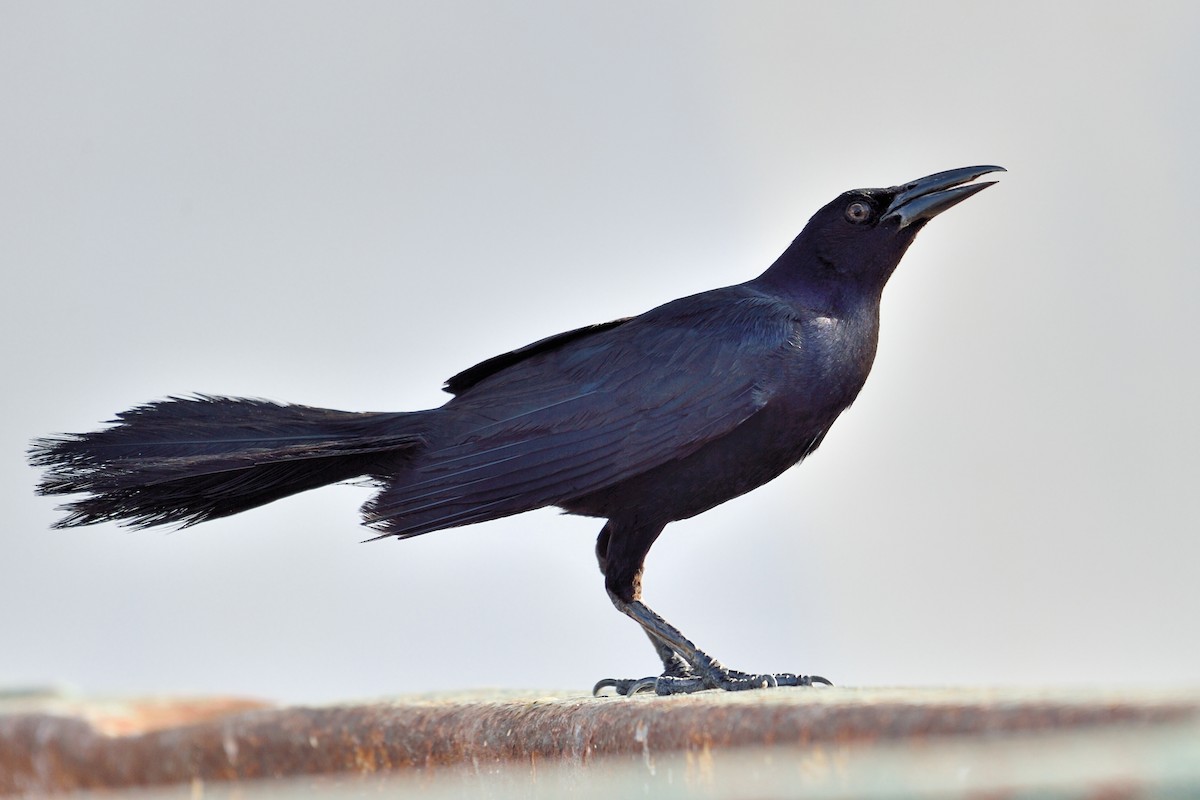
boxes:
[882,165,1005,228]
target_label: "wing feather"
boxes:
[365,289,795,537]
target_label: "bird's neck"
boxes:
[751,268,882,324]
[752,236,887,316]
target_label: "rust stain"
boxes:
[87,697,271,736]
[1,688,1197,796]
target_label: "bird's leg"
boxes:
[591,518,829,696]
[593,595,832,696]
[644,627,693,678]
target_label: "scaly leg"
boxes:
[592,519,829,696]
[593,594,831,696]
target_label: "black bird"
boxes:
[30,166,1003,695]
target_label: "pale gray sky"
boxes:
[2,2,1197,702]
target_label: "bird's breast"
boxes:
[776,311,879,413]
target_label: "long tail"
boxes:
[29,395,426,529]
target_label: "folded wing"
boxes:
[365,289,796,538]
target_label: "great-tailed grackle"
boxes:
[30,166,1003,695]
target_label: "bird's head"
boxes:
[759,165,1004,303]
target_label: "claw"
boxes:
[596,668,833,696]
[593,675,674,696]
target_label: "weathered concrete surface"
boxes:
[2,686,1198,797]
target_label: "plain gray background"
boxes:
[2,3,1197,703]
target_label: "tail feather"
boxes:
[30,395,425,529]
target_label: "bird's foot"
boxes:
[596,599,833,696]
[593,666,832,696]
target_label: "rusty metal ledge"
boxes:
[1,686,1198,796]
